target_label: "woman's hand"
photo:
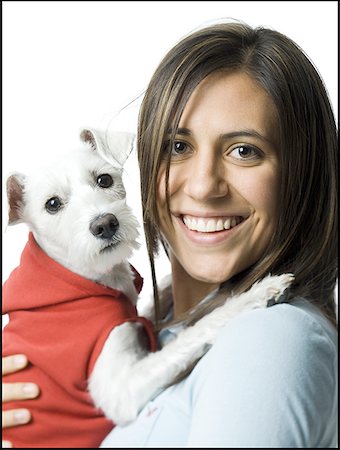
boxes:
[2,355,39,448]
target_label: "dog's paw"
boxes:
[231,273,294,311]
[241,273,294,309]
[262,273,295,305]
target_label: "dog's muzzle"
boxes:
[90,214,119,240]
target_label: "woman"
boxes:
[2,21,337,447]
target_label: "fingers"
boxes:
[2,354,36,440]
[2,408,31,429]
[2,355,28,375]
[3,382,39,402]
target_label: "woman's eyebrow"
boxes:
[219,130,274,145]
[168,128,274,144]
[167,127,192,136]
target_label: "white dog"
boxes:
[2,128,294,448]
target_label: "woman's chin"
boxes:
[184,261,238,285]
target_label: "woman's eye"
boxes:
[229,145,261,160]
[45,197,63,214]
[97,174,113,188]
[162,139,191,160]
[172,141,188,155]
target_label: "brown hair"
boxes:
[137,21,338,327]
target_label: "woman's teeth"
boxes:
[182,216,242,232]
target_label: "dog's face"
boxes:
[7,134,140,279]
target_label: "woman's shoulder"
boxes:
[191,296,338,391]
[186,298,338,447]
[213,296,337,356]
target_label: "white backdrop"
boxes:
[2,1,338,309]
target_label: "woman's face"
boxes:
[157,71,280,289]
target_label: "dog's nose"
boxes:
[90,214,119,239]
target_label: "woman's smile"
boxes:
[173,213,248,246]
[182,214,244,232]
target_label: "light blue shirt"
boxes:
[100,298,338,448]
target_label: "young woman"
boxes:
[2,21,337,448]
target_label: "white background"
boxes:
[2,1,338,308]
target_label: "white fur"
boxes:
[6,128,294,427]
[89,273,294,425]
[18,146,140,284]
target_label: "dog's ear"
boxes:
[80,128,135,168]
[6,173,26,225]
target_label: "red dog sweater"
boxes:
[2,232,157,448]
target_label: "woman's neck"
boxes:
[170,254,220,320]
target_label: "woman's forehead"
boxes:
[176,72,279,143]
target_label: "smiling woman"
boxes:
[124,21,337,446]
[138,22,337,330]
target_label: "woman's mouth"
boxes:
[181,214,244,233]
[174,214,247,246]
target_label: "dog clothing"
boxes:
[2,232,157,448]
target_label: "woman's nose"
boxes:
[184,151,229,201]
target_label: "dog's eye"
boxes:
[97,174,113,188]
[45,197,62,214]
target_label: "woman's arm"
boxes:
[2,355,40,448]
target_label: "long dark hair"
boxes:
[137,21,338,326]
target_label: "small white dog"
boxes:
[2,128,294,448]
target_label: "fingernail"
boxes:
[22,383,39,396]
[14,354,27,367]
[14,409,30,424]
[2,441,13,448]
